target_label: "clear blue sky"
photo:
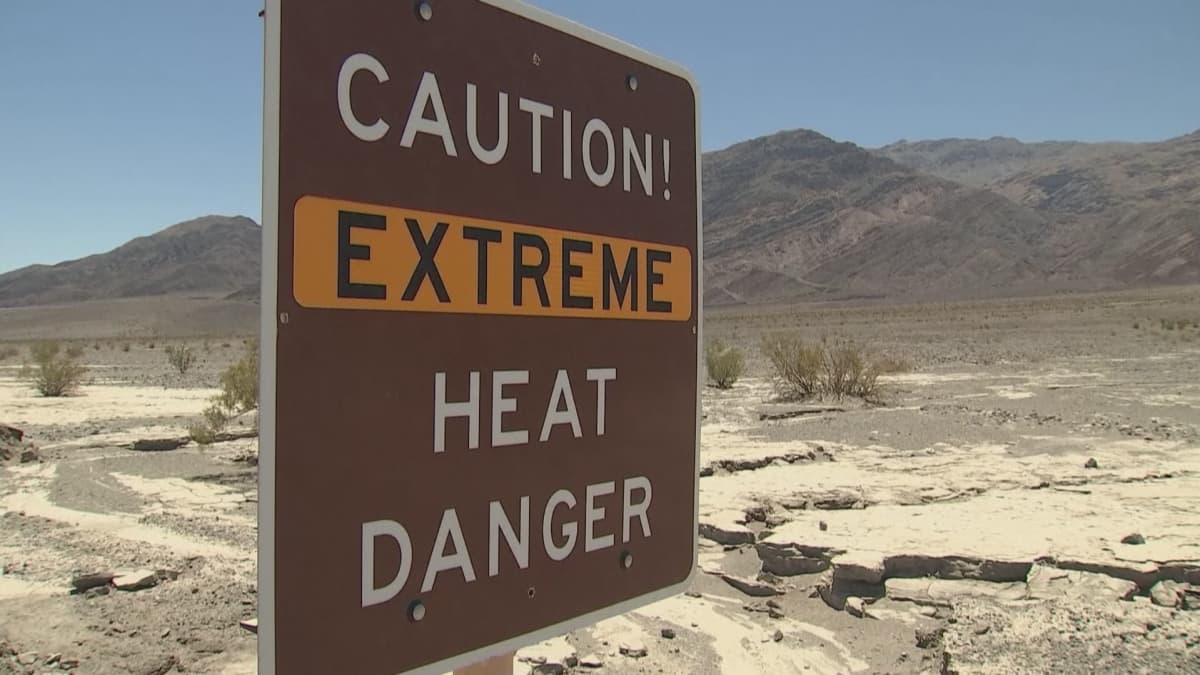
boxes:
[1,0,1197,274]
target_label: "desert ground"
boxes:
[2,285,1199,674]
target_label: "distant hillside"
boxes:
[874,137,1132,187]
[0,216,261,307]
[990,131,1200,285]
[1,128,1194,312]
[702,130,1071,304]
[876,131,1199,287]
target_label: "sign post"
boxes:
[261,1,700,672]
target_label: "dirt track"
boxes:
[1,286,1199,674]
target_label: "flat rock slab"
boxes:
[112,569,158,591]
[70,572,115,593]
[886,578,1027,606]
[130,437,189,452]
[719,572,784,597]
[763,476,1200,586]
[1026,564,1138,601]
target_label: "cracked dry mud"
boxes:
[2,286,1199,674]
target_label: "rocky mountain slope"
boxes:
[702,130,1075,304]
[1,129,1194,310]
[0,216,261,307]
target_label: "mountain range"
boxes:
[0,129,1195,309]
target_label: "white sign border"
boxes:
[258,1,702,673]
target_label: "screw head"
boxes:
[527,586,536,599]
[409,600,426,621]
[621,551,634,569]
[532,52,542,67]
[415,1,433,21]
[626,74,639,91]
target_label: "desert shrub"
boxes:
[20,341,87,397]
[216,340,259,413]
[65,344,85,359]
[189,404,231,445]
[705,340,745,389]
[0,346,18,362]
[121,343,131,353]
[763,335,891,402]
[762,334,823,400]
[1132,321,1140,330]
[165,344,198,376]
[189,341,259,444]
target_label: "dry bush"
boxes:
[705,340,745,389]
[20,341,87,397]
[65,344,85,359]
[189,340,259,444]
[763,334,891,403]
[821,340,882,401]
[762,333,823,400]
[121,343,131,353]
[216,340,259,413]
[165,344,198,376]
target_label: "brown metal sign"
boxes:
[260,1,700,673]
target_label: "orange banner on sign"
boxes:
[292,196,692,321]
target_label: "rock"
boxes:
[660,628,676,639]
[1084,457,1099,469]
[160,629,171,638]
[60,658,81,669]
[915,627,945,649]
[1150,581,1182,608]
[918,606,939,617]
[17,652,38,666]
[618,639,647,658]
[578,654,604,668]
[845,596,866,618]
[130,437,188,452]
[113,569,159,591]
[818,520,828,531]
[19,448,39,463]
[973,624,990,635]
[766,598,782,609]
[240,618,259,633]
[1025,565,1137,601]
[531,664,565,675]
[720,573,783,597]
[84,585,111,598]
[756,542,830,576]
[71,571,115,593]
[1120,533,1146,545]
[684,591,702,598]
[771,629,784,642]
[698,522,755,546]
[45,653,61,665]
[564,655,579,668]
[833,557,885,584]
[0,424,23,443]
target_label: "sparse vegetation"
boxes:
[189,340,259,444]
[65,344,85,359]
[762,334,894,403]
[165,344,198,376]
[705,340,745,389]
[0,346,18,362]
[121,342,131,353]
[762,334,823,399]
[19,341,88,397]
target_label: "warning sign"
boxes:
[260,1,700,673]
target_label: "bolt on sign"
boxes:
[260,0,700,673]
